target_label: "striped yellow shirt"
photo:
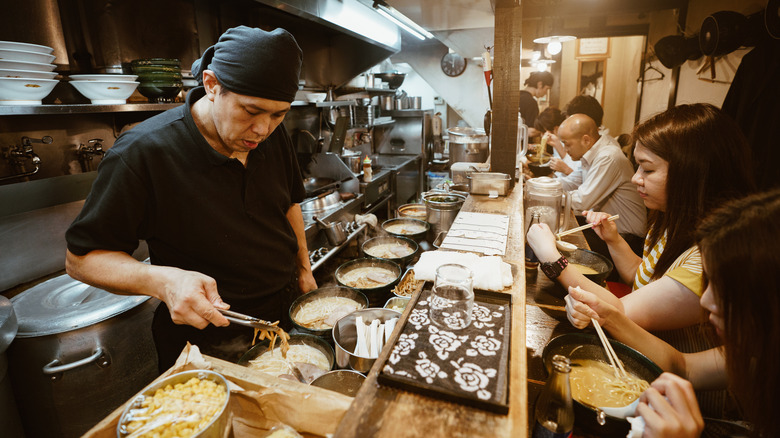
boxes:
[632,231,703,296]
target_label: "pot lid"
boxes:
[447,127,488,143]
[0,296,17,354]
[11,274,150,337]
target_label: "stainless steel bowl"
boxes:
[397,203,427,220]
[310,369,366,397]
[300,189,341,213]
[361,235,418,268]
[289,286,368,337]
[116,370,230,438]
[332,308,401,373]
[335,258,402,307]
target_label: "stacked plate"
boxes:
[131,58,183,103]
[68,74,140,105]
[0,41,58,105]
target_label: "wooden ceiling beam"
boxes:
[522,0,686,19]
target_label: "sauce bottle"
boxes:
[363,156,373,182]
[532,354,574,438]
[525,211,541,275]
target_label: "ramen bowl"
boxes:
[289,286,368,337]
[70,80,139,104]
[310,369,366,397]
[332,307,401,373]
[381,217,430,243]
[116,370,230,438]
[0,77,58,105]
[362,235,419,268]
[335,258,402,307]
[238,333,335,382]
[567,249,614,286]
[397,203,427,220]
[542,333,663,437]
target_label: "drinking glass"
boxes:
[429,264,474,330]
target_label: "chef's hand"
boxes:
[582,210,620,244]
[637,373,704,438]
[298,268,318,293]
[526,223,560,263]
[563,285,616,329]
[549,157,572,175]
[157,267,230,329]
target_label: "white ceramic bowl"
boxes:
[70,80,139,104]
[69,74,137,82]
[0,41,53,54]
[0,59,55,72]
[306,92,327,103]
[0,77,58,105]
[0,68,58,80]
[0,48,56,64]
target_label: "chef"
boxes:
[65,26,317,372]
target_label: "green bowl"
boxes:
[137,72,183,82]
[131,58,181,67]
[138,82,182,101]
[131,65,182,74]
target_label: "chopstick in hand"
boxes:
[591,317,627,379]
[556,214,619,238]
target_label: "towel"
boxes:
[413,250,513,291]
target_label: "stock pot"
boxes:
[8,274,158,438]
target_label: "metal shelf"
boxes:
[0,103,182,116]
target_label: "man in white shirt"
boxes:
[557,114,647,258]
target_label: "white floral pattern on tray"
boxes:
[379,287,511,411]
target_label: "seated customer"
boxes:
[556,114,647,255]
[564,189,780,437]
[534,107,578,177]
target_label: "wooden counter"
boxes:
[335,186,529,438]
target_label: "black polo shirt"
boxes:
[519,89,539,128]
[66,87,305,308]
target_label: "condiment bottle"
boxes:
[525,211,541,275]
[363,156,373,182]
[533,354,574,438]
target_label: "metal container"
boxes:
[116,370,230,438]
[341,151,362,173]
[422,191,466,236]
[8,274,158,438]
[301,189,342,213]
[397,203,427,220]
[467,172,511,196]
[447,127,489,165]
[0,296,24,438]
[311,369,366,397]
[288,286,368,337]
[332,308,401,373]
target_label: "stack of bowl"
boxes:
[68,74,139,105]
[0,41,58,105]
[130,58,182,103]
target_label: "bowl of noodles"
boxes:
[335,258,402,307]
[238,333,334,384]
[542,333,662,437]
[566,249,613,286]
[289,286,368,337]
[361,235,419,268]
[381,217,430,243]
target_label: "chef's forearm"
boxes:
[286,203,312,273]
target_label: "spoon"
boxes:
[599,397,640,419]
[556,239,577,254]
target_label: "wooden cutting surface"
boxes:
[334,186,529,438]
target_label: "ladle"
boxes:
[556,239,577,254]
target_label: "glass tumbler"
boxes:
[429,264,475,330]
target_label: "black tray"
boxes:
[377,283,512,414]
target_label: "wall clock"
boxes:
[440,52,467,77]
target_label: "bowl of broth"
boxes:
[567,249,613,285]
[542,333,663,437]
[335,258,402,307]
[238,333,335,384]
[289,286,368,337]
[362,235,419,268]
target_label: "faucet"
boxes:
[0,135,50,182]
[78,138,105,172]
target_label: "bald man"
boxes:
[557,114,646,255]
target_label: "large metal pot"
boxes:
[447,127,489,166]
[0,296,24,438]
[8,274,159,438]
[423,191,466,237]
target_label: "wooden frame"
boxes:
[576,37,611,59]
[577,58,607,105]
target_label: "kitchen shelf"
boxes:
[0,103,182,116]
[315,100,356,107]
[339,86,397,95]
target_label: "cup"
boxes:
[429,264,474,330]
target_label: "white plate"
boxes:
[0,48,56,64]
[0,41,54,54]
[69,74,137,82]
[70,80,139,104]
[0,77,59,105]
[0,59,56,72]
[0,68,58,80]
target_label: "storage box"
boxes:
[467,172,511,196]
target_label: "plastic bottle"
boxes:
[532,354,574,438]
[525,211,541,275]
[363,156,373,182]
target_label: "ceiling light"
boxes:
[531,50,542,61]
[547,41,562,55]
[533,35,576,45]
[373,1,434,40]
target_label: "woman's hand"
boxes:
[636,373,704,438]
[563,285,618,329]
[583,210,620,243]
[526,223,560,263]
[549,157,573,175]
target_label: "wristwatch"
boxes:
[540,256,568,280]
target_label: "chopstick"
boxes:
[591,317,627,379]
[556,214,619,238]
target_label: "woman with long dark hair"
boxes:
[565,189,780,437]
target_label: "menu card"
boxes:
[440,212,510,256]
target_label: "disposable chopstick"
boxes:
[556,214,619,238]
[591,317,627,379]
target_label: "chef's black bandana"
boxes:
[191,26,302,103]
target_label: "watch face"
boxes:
[441,52,467,77]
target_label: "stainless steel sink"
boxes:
[373,154,418,170]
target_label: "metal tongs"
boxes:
[217,308,280,331]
